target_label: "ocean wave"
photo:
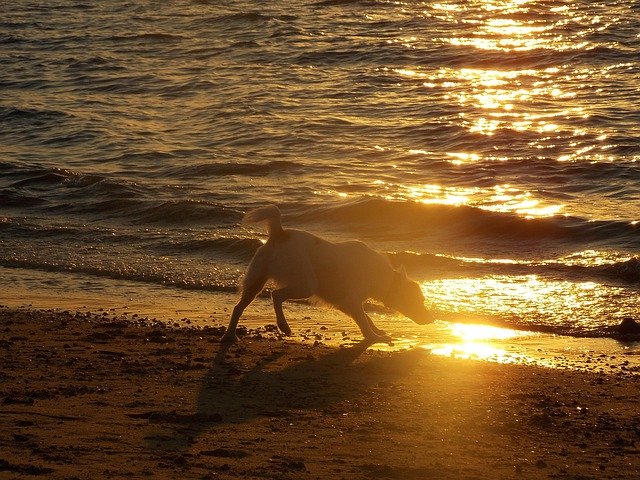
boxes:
[292,198,640,249]
[0,217,132,243]
[134,200,241,226]
[65,56,126,73]
[9,171,70,188]
[0,190,47,208]
[107,150,181,165]
[0,256,238,294]
[295,43,599,70]
[0,106,74,125]
[75,73,165,94]
[105,32,185,43]
[154,236,262,261]
[3,164,136,195]
[3,158,638,243]
[598,257,640,283]
[157,79,218,97]
[218,12,271,22]
[44,197,243,227]
[165,160,307,179]
[0,34,24,45]
[390,251,640,285]
[1,163,243,226]
[295,48,412,67]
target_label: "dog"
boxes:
[222,205,434,344]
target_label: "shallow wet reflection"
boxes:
[430,323,532,364]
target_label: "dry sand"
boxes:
[1,305,640,479]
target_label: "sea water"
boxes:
[1,0,639,371]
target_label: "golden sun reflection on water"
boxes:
[370,179,564,218]
[394,63,588,138]
[434,0,586,52]
[438,67,579,137]
[449,323,527,342]
[411,0,613,147]
[343,0,623,220]
[420,274,633,333]
[430,323,531,364]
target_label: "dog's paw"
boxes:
[279,326,293,336]
[380,334,393,345]
[276,321,292,336]
[364,333,393,345]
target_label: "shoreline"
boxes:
[3,263,640,377]
[2,306,640,479]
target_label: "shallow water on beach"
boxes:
[1,0,639,364]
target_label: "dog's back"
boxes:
[308,236,392,307]
[261,228,392,307]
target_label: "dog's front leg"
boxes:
[365,313,387,337]
[345,303,392,344]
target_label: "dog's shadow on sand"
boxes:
[149,339,425,450]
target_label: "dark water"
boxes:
[1,0,639,339]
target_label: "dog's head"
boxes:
[386,267,434,325]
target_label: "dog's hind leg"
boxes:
[271,283,316,336]
[222,280,265,343]
[222,249,269,343]
[222,276,266,343]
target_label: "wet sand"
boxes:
[1,306,640,479]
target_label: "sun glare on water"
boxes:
[367,179,563,219]
[430,323,531,364]
[363,0,614,219]
[418,0,609,147]
[322,0,625,222]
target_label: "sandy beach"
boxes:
[1,305,639,479]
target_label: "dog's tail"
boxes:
[242,205,285,240]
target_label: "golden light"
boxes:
[420,274,629,333]
[445,152,481,165]
[403,184,472,207]
[434,0,589,52]
[431,322,530,364]
[394,68,420,78]
[483,185,564,218]
[450,323,528,342]
[556,250,635,268]
[423,0,592,139]
[426,65,584,137]
[431,2,462,12]
[350,1,619,219]
[365,180,563,219]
